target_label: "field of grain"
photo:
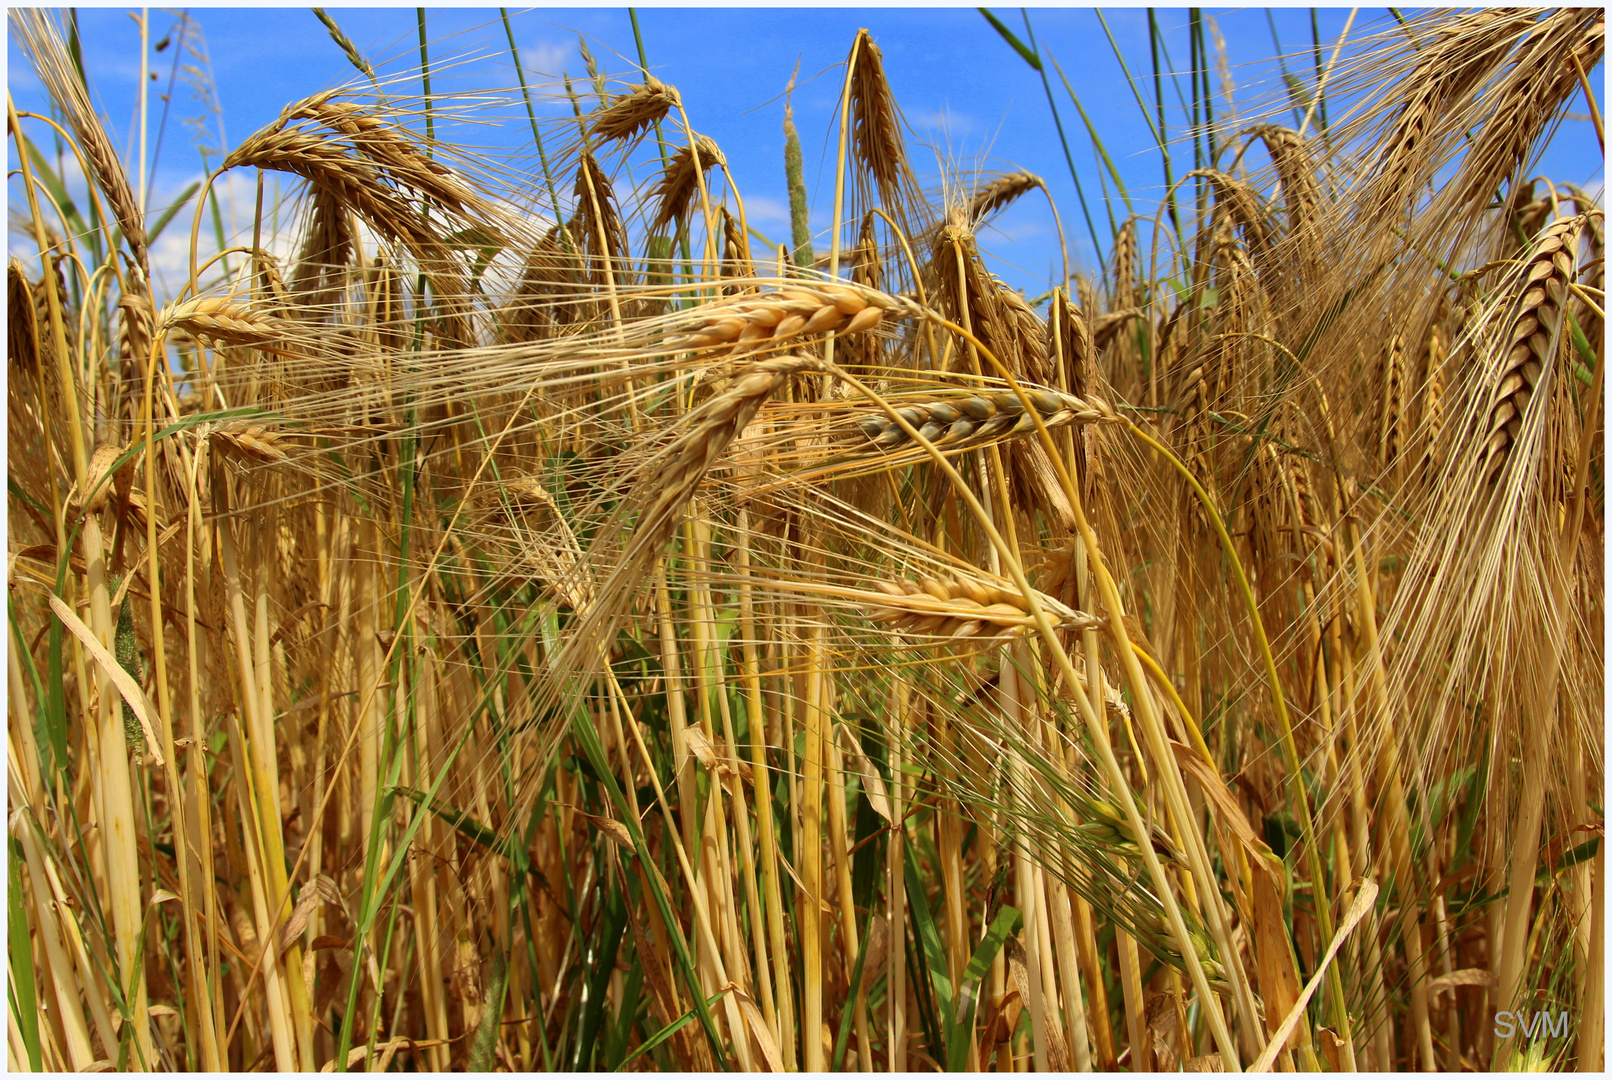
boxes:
[5,6,1604,1072]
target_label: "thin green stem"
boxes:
[1265,10,1304,127]
[1148,10,1182,240]
[1095,9,1161,145]
[1051,55,1134,220]
[416,9,434,149]
[1310,8,1330,135]
[629,10,696,290]
[1023,10,1104,271]
[499,8,573,253]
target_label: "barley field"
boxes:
[5,6,1605,1072]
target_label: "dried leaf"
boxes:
[738,993,783,1071]
[837,723,892,822]
[684,726,736,779]
[49,594,164,766]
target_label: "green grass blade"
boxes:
[573,874,629,1069]
[629,10,697,287]
[1265,9,1307,128]
[146,180,199,246]
[1017,10,1106,270]
[618,989,727,1069]
[1195,9,1217,163]
[416,9,434,146]
[830,906,873,1072]
[8,839,43,1072]
[15,125,102,266]
[901,896,945,1059]
[1309,8,1330,135]
[1095,9,1162,146]
[944,904,1024,1071]
[1051,54,1134,219]
[605,958,646,1069]
[903,840,954,1019]
[390,787,508,853]
[1147,9,1182,238]
[978,8,1040,70]
[10,592,56,779]
[500,9,575,253]
[569,695,729,1067]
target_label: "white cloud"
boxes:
[145,169,301,301]
[521,39,575,79]
[743,195,791,227]
[908,106,975,138]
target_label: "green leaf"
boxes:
[443,225,505,260]
[568,692,728,1066]
[947,905,1023,1072]
[604,959,645,1069]
[574,876,628,1069]
[1541,836,1600,884]
[1051,55,1134,217]
[617,989,728,1069]
[978,9,1042,71]
[19,131,87,235]
[390,786,508,853]
[147,181,200,246]
[904,842,954,1018]
[466,950,508,1072]
[831,905,875,1071]
[9,839,43,1072]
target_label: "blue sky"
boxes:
[9,6,1605,299]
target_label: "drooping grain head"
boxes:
[591,79,682,145]
[600,353,830,610]
[223,98,484,346]
[289,185,358,314]
[844,211,884,373]
[1420,320,1446,470]
[8,262,41,380]
[116,292,155,379]
[1048,292,1092,397]
[575,149,629,282]
[649,134,726,237]
[1202,171,1274,264]
[1433,9,1604,231]
[847,385,1113,455]
[720,207,753,282]
[1050,291,1098,504]
[1379,333,1405,475]
[506,223,586,343]
[663,281,891,353]
[867,573,1097,641]
[1109,219,1138,311]
[368,254,409,354]
[161,297,285,348]
[847,30,914,214]
[254,251,292,312]
[1478,214,1586,488]
[1251,126,1320,238]
[932,221,1049,384]
[1366,9,1538,224]
[1175,364,1212,477]
[1207,214,1273,409]
[968,172,1044,225]
[12,9,149,278]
